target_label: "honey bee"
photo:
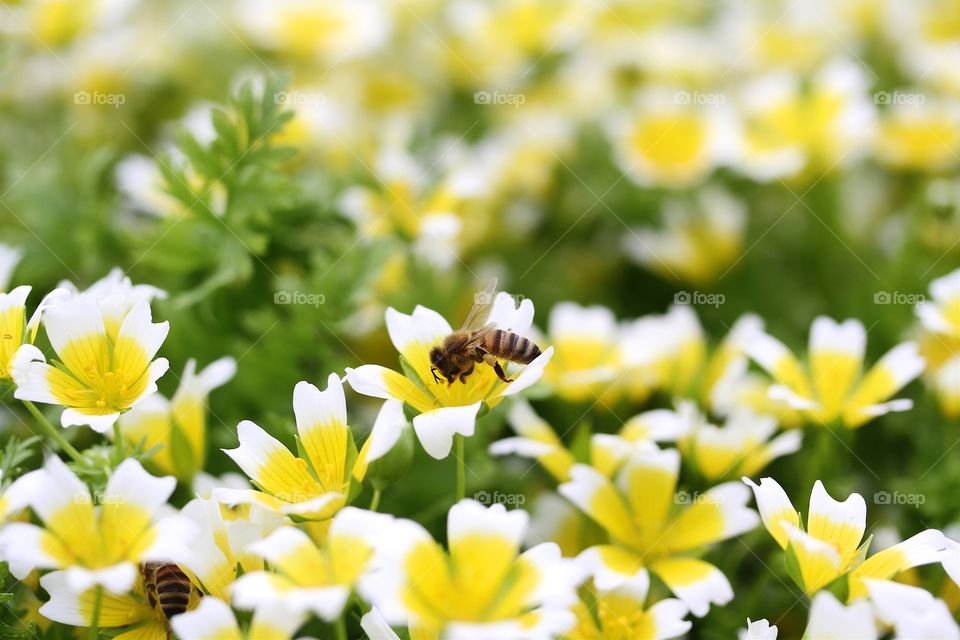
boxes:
[141,561,195,629]
[430,279,541,385]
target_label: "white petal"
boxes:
[809,316,866,360]
[170,596,241,640]
[139,515,201,564]
[344,365,398,400]
[0,523,64,578]
[385,306,451,354]
[366,400,407,462]
[60,409,122,432]
[102,458,175,518]
[805,591,876,639]
[293,373,347,439]
[447,499,528,550]
[116,301,169,362]
[411,402,480,459]
[361,608,401,640]
[65,563,137,595]
[498,346,554,397]
[487,292,535,335]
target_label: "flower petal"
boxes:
[411,402,480,459]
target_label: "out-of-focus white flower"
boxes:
[623,186,747,285]
[236,0,392,62]
[875,99,960,172]
[360,499,581,638]
[744,316,925,428]
[740,618,778,640]
[0,244,23,292]
[730,60,875,181]
[541,302,620,401]
[682,408,801,481]
[608,88,729,188]
[865,579,960,639]
[804,591,877,640]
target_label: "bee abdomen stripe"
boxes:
[491,329,502,354]
[516,337,539,363]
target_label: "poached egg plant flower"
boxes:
[12,295,170,432]
[743,477,950,598]
[346,291,553,459]
[361,499,580,639]
[0,456,197,592]
[559,448,759,617]
[744,316,925,428]
[216,373,372,521]
[172,596,305,640]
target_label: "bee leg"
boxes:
[482,352,513,383]
[459,364,474,384]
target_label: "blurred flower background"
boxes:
[1,0,960,637]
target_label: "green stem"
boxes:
[369,488,382,513]
[88,585,102,640]
[113,422,125,457]
[334,616,347,640]
[23,401,83,463]
[455,434,466,501]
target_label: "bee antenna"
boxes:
[430,367,441,384]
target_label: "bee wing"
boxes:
[459,277,498,331]
[464,323,497,349]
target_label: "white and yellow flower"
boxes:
[607,88,727,188]
[171,596,305,640]
[567,568,691,640]
[179,496,283,601]
[617,305,706,400]
[361,499,580,639]
[13,294,170,432]
[623,187,747,286]
[730,61,875,181]
[560,449,759,616]
[744,316,925,428]
[217,373,371,521]
[490,399,687,483]
[0,286,39,383]
[236,0,391,63]
[0,243,22,292]
[744,476,949,598]
[916,268,960,416]
[118,356,236,482]
[38,566,201,640]
[346,292,553,459]
[0,456,196,592]
[875,99,960,172]
[231,507,388,621]
[541,302,620,402]
[680,408,801,482]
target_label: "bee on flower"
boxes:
[743,476,950,598]
[623,186,747,286]
[216,373,376,521]
[560,447,759,616]
[117,357,236,483]
[743,316,925,428]
[346,282,553,459]
[360,499,581,639]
